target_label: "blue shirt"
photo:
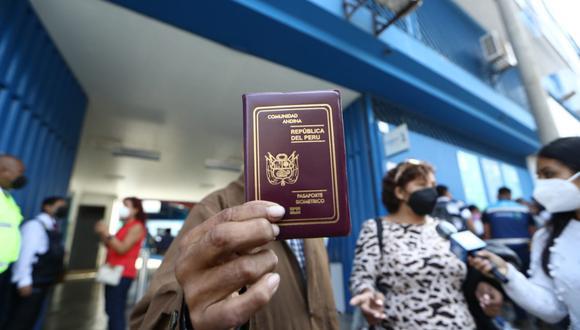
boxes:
[483,200,534,244]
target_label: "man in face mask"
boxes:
[6,196,67,330]
[0,154,27,328]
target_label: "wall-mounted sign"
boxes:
[383,123,410,156]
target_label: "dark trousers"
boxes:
[0,266,13,328]
[105,277,133,330]
[5,285,50,330]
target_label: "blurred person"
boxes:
[95,197,146,330]
[467,205,485,237]
[515,198,529,207]
[0,155,26,328]
[482,187,535,272]
[529,199,551,228]
[350,160,502,329]
[130,176,339,330]
[470,137,580,329]
[6,197,67,330]
[155,228,174,255]
[432,184,472,232]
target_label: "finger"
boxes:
[350,292,372,306]
[211,201,285,226]
[182,201,284,248]
[198,272,281,329]
[183,218,279,268]
[373,291,385,306]
[361,304,384,320]
[475,250,499,262]
[183,249,278,304]
[205,219,279,262]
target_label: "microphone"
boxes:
[436,221,508,284]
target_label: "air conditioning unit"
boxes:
[480,31,517,73]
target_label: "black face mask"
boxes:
[407,187,438,216]
[11,176,27,190]
[54,207,69,219]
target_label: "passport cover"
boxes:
[243,90,351,239]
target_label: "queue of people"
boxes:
[1,136,579,330]
[0,155,67,330]
[0,154,149,330]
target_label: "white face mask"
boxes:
[533,172,580,213]
[119,205,130,219]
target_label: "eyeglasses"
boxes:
[393,159,427,183]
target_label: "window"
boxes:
[456,151,488,209]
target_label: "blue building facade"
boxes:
[108,0,540,308]
[0,0,87,219]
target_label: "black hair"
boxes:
[435,185,449,197]
[41,196,65,212]
[497,187,511,196]
[538,137,580,277]
[467,204,480,213]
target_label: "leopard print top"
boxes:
[350,217,476,330]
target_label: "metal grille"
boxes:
[344,0,529,110]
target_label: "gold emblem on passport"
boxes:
[265,151,299,186]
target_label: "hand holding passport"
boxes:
[243,90,351,239]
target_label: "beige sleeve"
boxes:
[130,198,223,329]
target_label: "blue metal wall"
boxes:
[0,0,87,219]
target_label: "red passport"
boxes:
[243,90,351,239]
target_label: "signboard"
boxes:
[383,123,410,156]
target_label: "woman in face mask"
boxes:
[350,160,501,330]
[95,197,146,330]
[469,137,580,329]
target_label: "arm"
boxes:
[502,263,567,323]
[470,230,568,324]
[131,177,286,329]
[481,211,492,240]
[349,220,381,296]
[100,225,144,255]
[528,214,537,238]
[349,220,386,325]
[11,221,43,292]
[466,218,477,235]
[483,223,492,240]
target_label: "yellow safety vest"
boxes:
[0,191,23,274]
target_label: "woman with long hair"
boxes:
[95,197,146,330]
[470,137,580,328]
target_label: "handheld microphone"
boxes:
[436,221,508,283]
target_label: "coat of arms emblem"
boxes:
[265,151,299,186]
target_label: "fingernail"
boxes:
[267,273,280,290]
[272,224,280,237]
[267,205,285,218]
[376,299,383,306]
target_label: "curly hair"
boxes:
[381,161,435,213]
